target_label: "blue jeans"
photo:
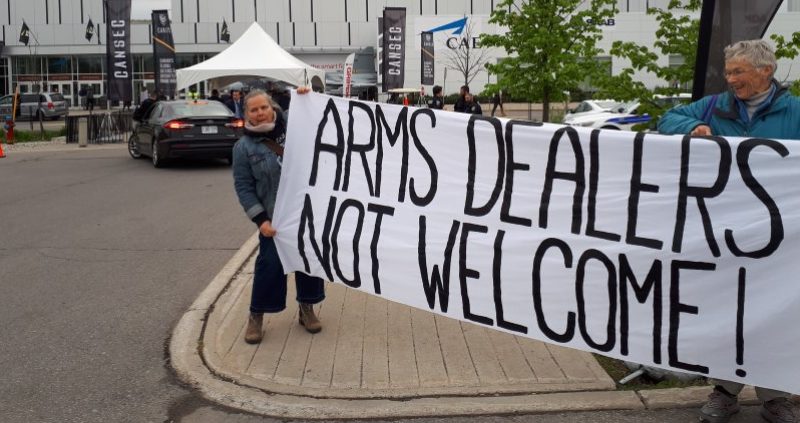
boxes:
[251,234,325,313]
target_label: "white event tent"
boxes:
[176,23,325,92]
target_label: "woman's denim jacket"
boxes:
[232,112,287,224]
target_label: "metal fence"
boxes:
[65,110,133,144]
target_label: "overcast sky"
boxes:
[131,0,171,19]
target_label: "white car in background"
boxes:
[567,94,692,131]
[563,101,631,128]
[562,99,620,125]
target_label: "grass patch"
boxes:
[594,354,710,391]
[2,127,68,143]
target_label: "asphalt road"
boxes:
[0,146,255,422]
[0,146,771,423]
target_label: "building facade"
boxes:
[1,0,799,105]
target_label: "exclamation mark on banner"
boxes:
[735,267,747,377]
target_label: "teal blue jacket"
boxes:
[658,83,800,140]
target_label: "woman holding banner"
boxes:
[659,39,799,423]
[232,87,325,345]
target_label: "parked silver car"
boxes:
[0,92,69,120]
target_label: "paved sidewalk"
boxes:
[171,233,766,419]
[207,256,613,400]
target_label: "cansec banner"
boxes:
[273,92,800,395]
[152,10,177,99]
[105,0,132,102]
[381,7,406,91]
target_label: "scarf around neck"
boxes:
[243,110,285,140]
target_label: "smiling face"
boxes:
[725,57,773,100]
[244,94,275,126]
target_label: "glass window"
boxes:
[78,56,103,74]
[165,101,233,118]
[48,57,72,74]
[148,104,163,122]
[13,56,44,75]
[133,55,155,74]
[175,54,207,69]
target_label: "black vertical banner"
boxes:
[693,0,783,100]
[382,7,406,91]
[152,10,177,98]
[105,0,132,102]
[421,31,434,85]
[19,21,30,45]
[85,18,95,42]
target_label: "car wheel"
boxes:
[128,135,142,159]
[152,141,164,168]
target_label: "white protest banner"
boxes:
[272,92,800,394]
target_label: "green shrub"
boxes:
[2,129,65,143]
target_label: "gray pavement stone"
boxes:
[172,232,721,419]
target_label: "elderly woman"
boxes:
[659,40,799,423]
[232,88,325,345]
[659,39,800,140]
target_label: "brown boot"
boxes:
[298,303,322,333]
[244,313,263,344]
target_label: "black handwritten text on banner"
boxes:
[272,92,800,394]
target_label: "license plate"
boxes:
[202,125,218,134]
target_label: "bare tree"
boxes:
[443,21,492,87]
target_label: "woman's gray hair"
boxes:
[724,39,777,76]
[243,89,279,110]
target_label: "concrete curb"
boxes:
[169,232,715,419]
[3,142,125,154]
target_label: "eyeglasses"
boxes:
[724,67,760,78]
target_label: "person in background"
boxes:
[133,91,159,122]
[270,86,291,111]
[231,87,325,345]
[658,39,800,423]
[427,85,444,110]
[225,90,245,118]
[139,87,149,105]
[491,89,506,117]
[208,89,222,103]
[453,85,470,112]
[79,86,87,110]
[86,87,95,112]
[461,93,483,115]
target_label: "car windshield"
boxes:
[617,101,639,113]
[165,102,233,118]
[654,96,690,108]
[596,100,619,110]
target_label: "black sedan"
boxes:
[128,100,244,167]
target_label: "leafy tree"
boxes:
[771,32,800,96]
[593,0,701,129]
[480,0,618,122]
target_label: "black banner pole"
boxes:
[692,0,715,102]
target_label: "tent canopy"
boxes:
[176,23,325,92]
